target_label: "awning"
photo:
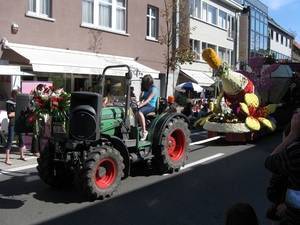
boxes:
[2,43,159,78]
[0,65,35,76]
[180,69,215,87]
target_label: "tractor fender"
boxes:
[101,134,131,178]
[151,112,190,147]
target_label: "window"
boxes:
[218,10,226,29]
[82,0,94,23]
[28,0,51,17]
[207,43,216,51]
[190,39,200,60]
[202,2,207,21]
[202,3,216,25]
[207,5,216,25]
[218,47,226,61]
[190,0,201,19]
[270,29,273,40]
[227,15,235,39]
[147,6,158,39]
[82,0,127,33]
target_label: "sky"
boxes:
[259,0,300,43]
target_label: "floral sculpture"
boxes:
[202,48,255,117]
[196,48,278,133]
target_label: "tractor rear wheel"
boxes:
[37,142,74,187]
[75,146,124,200]
[152,116,191,173]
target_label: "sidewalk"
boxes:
[0,142,38,171]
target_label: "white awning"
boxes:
[180,69,215,87]
[0,65,35,76]
[4,43,159,78]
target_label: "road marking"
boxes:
[163,153,225,176]
[190,135,225,145]
[182,153,225,170]
[190,131,207,136]
[0,164,37,175]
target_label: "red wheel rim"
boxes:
[94,158,117,188]
[167,128,186,161]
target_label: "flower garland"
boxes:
[203,121,251,133]
[202,109,251,133]
[208,111,240,123]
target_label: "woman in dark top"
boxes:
[265,110,300,225]
[5,89,26,165]
[266,123,290,223]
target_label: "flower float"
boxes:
[198,93,277,133]
[202,48,255,118]
[197,48,279,134]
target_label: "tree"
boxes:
[158,0,196,97]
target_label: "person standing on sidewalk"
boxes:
[4,89,26,165]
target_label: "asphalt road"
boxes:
[0,130,280,225]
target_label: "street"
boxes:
[0,129,280,225]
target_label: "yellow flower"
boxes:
[239,93,276,131]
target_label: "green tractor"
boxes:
[33,65,191,200]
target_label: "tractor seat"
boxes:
[146,97,160,118]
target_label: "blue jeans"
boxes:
[5,124,25,150]
[139,104,155,115]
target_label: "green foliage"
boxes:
[175,93,187,106]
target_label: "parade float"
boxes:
[196,48,294,142]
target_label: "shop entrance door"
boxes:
[74,77,89,92]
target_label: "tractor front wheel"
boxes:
[152,116,191,173]
[37,142,74,187]
[75,146,124,200]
